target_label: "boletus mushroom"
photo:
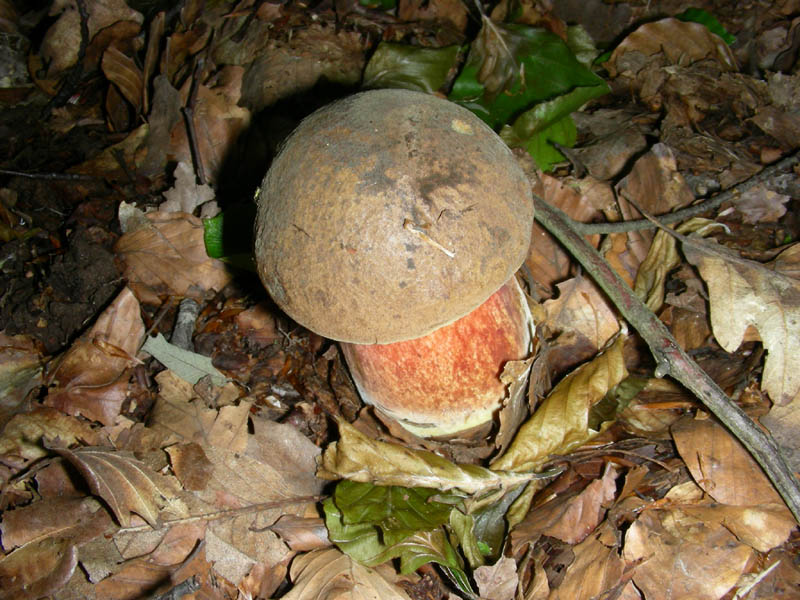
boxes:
[254,89,534,437]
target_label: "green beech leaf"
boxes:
[449,21,608,170]
[363,43,461,93]
[333,480,458,542]
[323,495,473,594]
[449,23,608,130]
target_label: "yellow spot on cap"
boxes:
[451,119,474,135]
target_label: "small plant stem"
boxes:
[533,197,800,523]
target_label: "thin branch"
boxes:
[533,197,800,524]
[575,150,800,235]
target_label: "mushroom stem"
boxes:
[340,277,533,437]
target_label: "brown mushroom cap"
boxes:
[254,89,534,344]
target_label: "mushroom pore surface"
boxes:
[254,88,534,344]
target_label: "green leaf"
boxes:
[677,7,736,45]
[359,0,396,9]
[333,480,457,544]
[449,510,485,568]
[363,43,461,94]
[449,23,608,130]
[323,496,473,594]
[502,114,577,171]
[318,419,539,494]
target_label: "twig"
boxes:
[182,59,207,185]
[533,197,800,523]
[117,495,324,534]
[575,151,800,235]
[0,169,100,181]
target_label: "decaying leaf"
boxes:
[474,556,518,600]
[114,211,233,305]
[54,446,186,528]
[512,464,619,546]
[549,531,625,600]
[44,287,144,425]
[623,506,753,600]
[318,419,537,494]
[672,415,784,506]
[683,240,800,405]
[0,538,78,600]
[491,335,628,473]
[606,18,737,77]
[281,548,413,600]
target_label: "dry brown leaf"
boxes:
[39,0,143,76]
[168,67,251,183]
[114,211,233,305]
[683,240,800,405]
[733,184,790,224]
[0,407,101,464]
[0,496,112,551]
[101,45,143,113]
[44,287,144,425]
[0,332,43,424]
[526,173,603,297]
[608,144,696,282]
[281,547,413,600]
[269,515,331,552]
[623,507,753,600]
[571,109,652,180]
[55,446,187,528]
[474,556,518,600]
[672,416,783,506]
[0,538,78,600]
[159,161,215,214]
[549,530,625,600]
[512,464,619,546]
[681,503,795,553]
[605,18,737,77]
[543,275,620,352]
[165,442,213,491]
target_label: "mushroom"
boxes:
[254,89,534,437]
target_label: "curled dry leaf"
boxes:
[159,161,215,214]
[491,335,627,473]
[114,211,233,305]
[281,548,412,600]
[45,287,144,425]
[605,18,737,78]
[0,538,78,600]
[101,45,143,113]
[683,240,800,406]
[543,275,620,352]
[512,464,619,546]
[55,446,187,528]
[319,419,537,494]
[549,532,625,600]
[269,515,331,552]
